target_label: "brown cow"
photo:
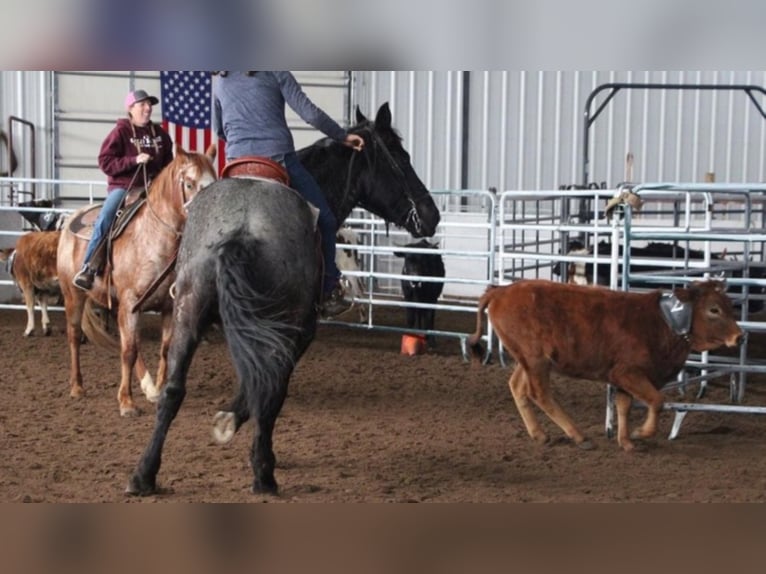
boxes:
[468,279,743,452]
[1,230,62,336]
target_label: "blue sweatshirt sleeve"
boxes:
[275,71,347,142]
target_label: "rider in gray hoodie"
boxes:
[212,71,364,317]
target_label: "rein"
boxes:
[337,135,370,218]
[131,166,193,311]
[339,124,425,235]
[131,246,179,313]
[144,167,189,238]
[363,127,426,235]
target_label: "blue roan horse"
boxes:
[127,103,441,496]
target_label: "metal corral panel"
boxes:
[352,71,766,193]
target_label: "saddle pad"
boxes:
[66,189,146,238]
[67,204,101,237]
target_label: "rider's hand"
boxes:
[136,153,152,165]
[344,134,365,152]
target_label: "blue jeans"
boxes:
[282,152,340,294]
[82,187,127,266]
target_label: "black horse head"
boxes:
[299,102,441,238]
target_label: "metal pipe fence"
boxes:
[3,177,766,439]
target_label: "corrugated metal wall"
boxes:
[4,70,766,200]
[353,71,766,193]
[0,70,350,206]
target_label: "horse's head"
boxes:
[349,103,440,238]
[167,143,218,208]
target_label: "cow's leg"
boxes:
[611,371,664,444]
[64,292,86,398]
[405,307,417,330]
[39,296,52,336]
[116,305,141,417]
[127,293,201,496]
[508,366,548,445]
[525,364,592,449]
[629,387,664,441]
[425,308,437,348]
[613,390,636,452]
[22,287,35,337]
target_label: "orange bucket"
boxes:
[401,333,426,356]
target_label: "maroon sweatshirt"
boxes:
[97,118,174,192]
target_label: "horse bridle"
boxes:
[131,162,201,312]
[343,124,429,236]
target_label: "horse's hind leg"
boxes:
[249,378,289,495]
[212,392,250,445]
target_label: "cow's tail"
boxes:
[81,299,119,350]
[466,285,499,363]
[215,234,301,418]
[0,248,15,275]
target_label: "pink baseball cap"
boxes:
[125,89,159,109]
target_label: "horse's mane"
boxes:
[150,150,184,192]
[298,118,402,188]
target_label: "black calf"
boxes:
[394,239,445,345]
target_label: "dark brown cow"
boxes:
[468,279,743,451]
[0,231,61,336]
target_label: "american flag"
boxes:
[160,71,226,175]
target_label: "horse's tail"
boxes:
[215,233,300,415]
[466,284,499,363]
[81,299,119,351]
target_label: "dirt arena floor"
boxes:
[1,304,766,503]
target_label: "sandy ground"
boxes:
[1,305,765,503]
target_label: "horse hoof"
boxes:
[252,478,279,495]
[619,441,636,453]
[120,406,142,418]
[70,387,85,399]
[576,438,596,450]
[140,376,160,403]
[212,411,236,444]
[531,433,550,446]
[142,386,161,404]
[144,392,161,404]
[23,330,33,337]
[43,328,51,337]
[125,473,156,497]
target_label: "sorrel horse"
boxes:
[127,102,441,496]
[57,144,217,417]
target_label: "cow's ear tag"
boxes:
[659,292,692,337]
